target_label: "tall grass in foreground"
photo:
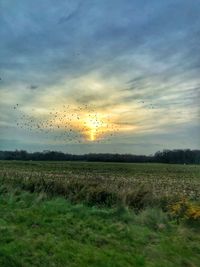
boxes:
[0,161,200,223]
[0,185,200,267]
[0,161,200,266]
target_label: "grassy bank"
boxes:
[0,161,200,266]
[0,186,200,267]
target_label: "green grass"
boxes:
[0,161,200,266]
[0,187,200,267]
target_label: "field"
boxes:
[1,161,200,207]
[0,161,200,267]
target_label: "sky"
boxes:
[0,0,200,155]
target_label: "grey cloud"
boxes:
[0,0,199,152]
[29,85,39,90]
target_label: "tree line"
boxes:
[0,149,199,164]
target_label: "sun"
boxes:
[83,115,105,141]
[90,128,96,141]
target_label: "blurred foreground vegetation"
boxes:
[0,161,200,266]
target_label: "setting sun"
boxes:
[82,114,105,141]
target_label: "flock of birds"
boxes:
[0,75,160,144]
[13,104,120,144]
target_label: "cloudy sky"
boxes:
[0,0,200,154]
